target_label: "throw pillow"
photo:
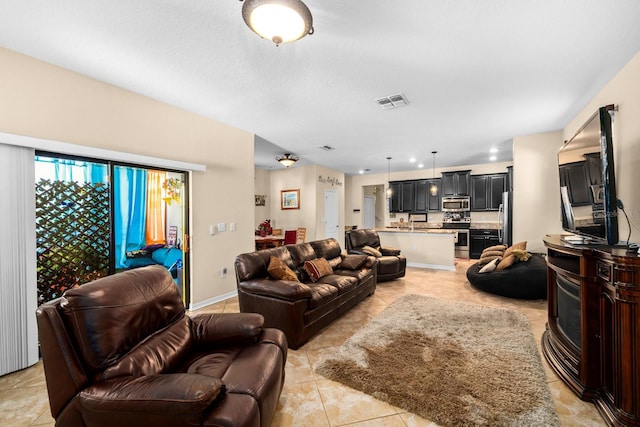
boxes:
[267,256,299,282]
[479,258,499,273]
[504,241,527,258]
[484,244,507,253]
[480,250,504,258]
[478,255,501,267]
[511,248,531,262]
[304,258,334,282]
[496,254,516,271]
[338,255,368,270]
[362,245,382,257]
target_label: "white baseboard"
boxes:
[189,290,238,311]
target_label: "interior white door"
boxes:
[324,190,340,240]
[363,196,375,229]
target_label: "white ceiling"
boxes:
[1,1,639,175]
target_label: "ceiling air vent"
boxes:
[376,93,409,110]
[318,145,335,151]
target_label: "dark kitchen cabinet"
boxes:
[469,229,500,259]
[389,181,415,212]
[442,171,471,196]
[559,162,591,206]
[427,179,441,211]
[415,179,441,212]
[471,173,507,211]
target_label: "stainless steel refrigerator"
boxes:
[498,191,512,246]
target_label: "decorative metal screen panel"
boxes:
[36,179,110,305]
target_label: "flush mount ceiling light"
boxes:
[276,153,299,167]
[240,0,314,46]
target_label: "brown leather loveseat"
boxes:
[235,238,377,349]
[36,265,287,427]
[345,229,407,281]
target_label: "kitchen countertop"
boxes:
[384,222,501,231]
[379,228,458,234]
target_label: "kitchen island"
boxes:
[377,229,456,270]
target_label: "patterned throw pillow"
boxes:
[267,256,299,282]
[304,258,334,282]
[362,245,382,257]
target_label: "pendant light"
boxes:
[386,157,392,197]
[429,151,439,196]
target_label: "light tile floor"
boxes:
[1,260,606,426]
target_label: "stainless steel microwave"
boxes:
[442,196,470,212]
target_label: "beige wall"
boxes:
[513,51,640,250]
[254,167,271,228]
[266,165,345,241]
[562,51,640,245]
[0,47,255,307]
[512,131,564,253]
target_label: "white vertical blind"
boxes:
[0,143,38,375]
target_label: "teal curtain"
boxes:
[114,166,147,269]
[34,156,107,184]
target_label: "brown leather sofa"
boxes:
[234,238,377,349]
[36,265,287,427]
[345,229,407,281]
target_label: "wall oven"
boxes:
[442,196,470,212]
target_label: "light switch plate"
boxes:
[230,222,236,232]
[217,223,226,232]
[209,225,215,235]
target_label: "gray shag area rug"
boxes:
[316,294,559,427]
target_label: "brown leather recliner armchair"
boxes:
[36,265,287,427]
[345,229,407,281]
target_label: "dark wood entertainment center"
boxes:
[543,235,640,426]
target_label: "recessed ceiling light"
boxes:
[358,170,364,174]
[490,148,498,153]
[409,157,416,163]
[489,155,497,161]
[418,163,424,168]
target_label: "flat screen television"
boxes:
[558,105,618,245]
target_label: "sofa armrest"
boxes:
[380,246,401,256]
[80,374,224,415]
[238,278,312,302]
[191,312,263,346]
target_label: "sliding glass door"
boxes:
[35,153,190,305]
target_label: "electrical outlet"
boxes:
[220,267,228,278]
[230,222,236,232]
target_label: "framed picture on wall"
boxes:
[281,189,300,210]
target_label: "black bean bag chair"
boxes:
[466,253,547,300]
